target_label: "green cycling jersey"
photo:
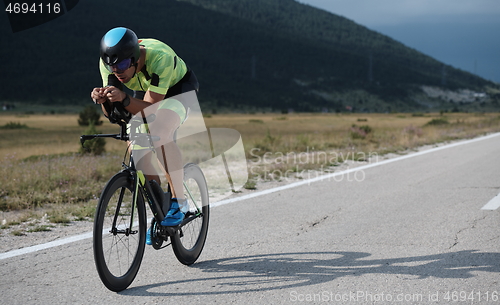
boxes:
[99,38,188,96]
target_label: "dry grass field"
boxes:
[2,112,499,160]
[1,111,500,228]
[205,112,500,156]
[0,114,122,160]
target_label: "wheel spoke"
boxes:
[93,172,145,292]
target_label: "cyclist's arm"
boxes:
[103,87,165,114]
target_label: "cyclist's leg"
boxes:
[150,107,184,200]
[155,68,199,223]
[135,150,161,184]
[149,108,189,226]
[157,67,198,199]
[132,90,161,183]
[132,98,187,200]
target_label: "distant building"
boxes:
[2,103,15,111]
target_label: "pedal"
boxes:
[163,225,179,237]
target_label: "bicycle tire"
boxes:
[93,171,146,292]
[171,163,210,265]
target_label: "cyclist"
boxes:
[90,27,199,237]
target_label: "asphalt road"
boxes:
[1,134,499,304]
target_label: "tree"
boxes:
[78,105,103,126]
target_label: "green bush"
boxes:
[350,124,372,139]
[78,105,103,126]
[0,122,29,129]
[359,125,372,134]
[425,118,449,126]
[79,122,106,155]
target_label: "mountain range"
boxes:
[1,0,498,113]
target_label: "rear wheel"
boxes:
[93,172,146,292]
[171,163,209,265]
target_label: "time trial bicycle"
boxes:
[80,103,209,292]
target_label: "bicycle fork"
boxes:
[110,186,138,236]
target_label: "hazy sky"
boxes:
[298,0,500,26]
[298,0,500,83]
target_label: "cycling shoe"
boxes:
[161,198,186,226]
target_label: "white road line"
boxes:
[481,194,500,210]
[2,132,500,261]
[213,132,500,208]
[0,224,136,261]
[0,231,93,261]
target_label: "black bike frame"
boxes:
[81,107,204,234]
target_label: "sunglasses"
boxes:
[105,58,132,74]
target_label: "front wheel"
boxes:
[171,163,210,265]
[93,171,146,292]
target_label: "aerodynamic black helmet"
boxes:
[100,27,140,70]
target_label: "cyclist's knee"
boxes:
[151,109,181,138]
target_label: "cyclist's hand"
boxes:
[103,86,126,103]
[91,87,108,105]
